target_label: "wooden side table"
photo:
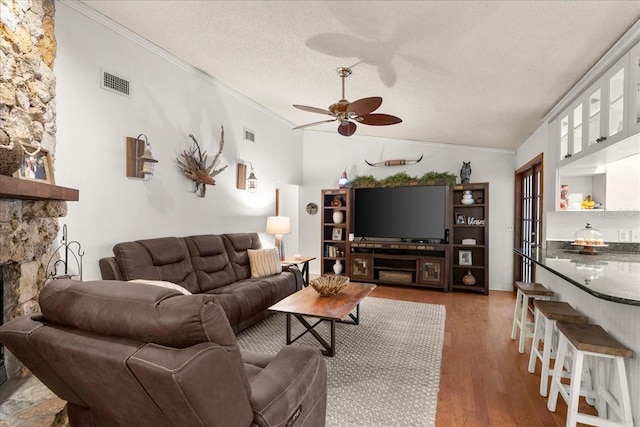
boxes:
[281,256,316,287]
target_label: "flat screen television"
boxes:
[353,185,449,242]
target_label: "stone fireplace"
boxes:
[0,195,69,381]
[1,0,72,386]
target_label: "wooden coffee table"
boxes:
[268,282,376,356]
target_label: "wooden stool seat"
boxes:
[528,301,588,397]
[535,301,589,323]
[548,321,634,427]
[556,322,633,358]
[515,281,556,297]
[511,281,554,353]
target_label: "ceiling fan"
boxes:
[293,67,402,137]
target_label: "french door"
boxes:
[514,154,544,285]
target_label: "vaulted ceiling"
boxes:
[79,1,640,150]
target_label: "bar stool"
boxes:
[510,281,554,353]
[527,300,588,397]
[547,321,634,427]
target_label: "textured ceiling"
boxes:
[79,1,640,150]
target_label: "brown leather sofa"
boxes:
[99,233,303,333]
[0,279,327,426]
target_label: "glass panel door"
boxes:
[589,89,601,146]
[573,104,582,155]
[608,68,625,137]
[514,156,543,284]
[560,114,569,159]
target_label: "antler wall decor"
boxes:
[365,154,423,167]
[176,125,228,197]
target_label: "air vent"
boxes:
[244,128,255,142]
[101,69,130,96]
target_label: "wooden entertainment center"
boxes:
[320,183,489,294]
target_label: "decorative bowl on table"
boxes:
[310,276,350,296]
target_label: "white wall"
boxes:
[55,3,517,291]
[54,3,303,279]
[299,132,517,291]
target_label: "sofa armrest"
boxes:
[98,257,124,280]
[282,265,303,291]
[249,346,327,427]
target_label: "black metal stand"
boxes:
[46,224,84,281]
[285,303,361,357]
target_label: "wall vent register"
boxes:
[101,70,130,96]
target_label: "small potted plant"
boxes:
[380,172,416,187]
[348,174,378,188]
[419,171,457,186]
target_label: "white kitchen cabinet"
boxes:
[628,41,640,136]
[557,55,629,165]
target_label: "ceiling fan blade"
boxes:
[293,104,334,116]
[293,118,337,130]
[346,97,382,115]
[338,121,357,137]
[358,113,403,126]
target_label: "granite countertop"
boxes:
[514,245,640,306]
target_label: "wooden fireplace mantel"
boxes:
[0,175,79,201]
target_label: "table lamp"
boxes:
[266,216,291,260]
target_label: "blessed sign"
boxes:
[467,216,485,226]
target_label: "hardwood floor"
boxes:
[371,285,596,427]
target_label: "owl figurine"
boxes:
[460,161,472,184]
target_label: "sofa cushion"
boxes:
[223,233,261,280]
[208,272,298,322]
[113,237,199,293]
[128,279,192,295]
[247,248,282,278]
[185,235,237,292]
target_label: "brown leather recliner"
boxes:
[0,279,327,426]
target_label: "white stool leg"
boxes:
[518,294,530,353]
[614,356,634,427]
[528,307,542,373]
[511,289,523,340]
[548,333,568,412]
[539,317,555,397]
[566,347,584,427]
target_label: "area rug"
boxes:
[236,296,446,427]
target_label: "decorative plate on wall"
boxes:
[306,202,318,215]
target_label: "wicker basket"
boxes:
[310,275,350,296]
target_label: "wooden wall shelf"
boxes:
[0,175,79,201]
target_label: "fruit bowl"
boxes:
[310,276,350,296]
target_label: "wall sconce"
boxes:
[266,216,291,260]
[237,161,258,192]
[247,162,258,193]
[126,134,158,181]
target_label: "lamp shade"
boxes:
[266,216,291,235]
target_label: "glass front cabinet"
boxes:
[558,55,628,165]
[629,41,640,136]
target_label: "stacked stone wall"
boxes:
[1,0,57,152]
[1,0,61,380]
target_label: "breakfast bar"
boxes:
[514,245,640,424]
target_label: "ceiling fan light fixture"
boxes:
[293,67,402,137]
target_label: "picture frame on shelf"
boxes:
[455,213,466,224]
[13,144,55,184]
[459,250,472,266]
[332,228,343,240]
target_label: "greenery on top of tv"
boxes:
[348,170,456,187]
